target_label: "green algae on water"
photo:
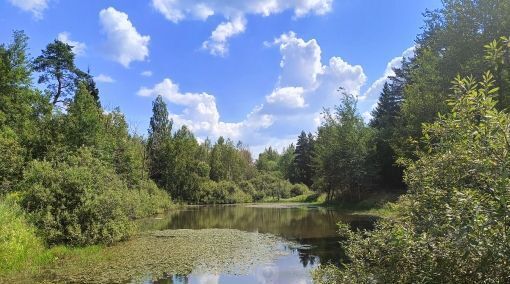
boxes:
[34,229,288,283]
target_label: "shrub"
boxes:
[20,148,133,245]
[289,183,309,197]
[197,180,252,204]
[121,179,172,219]
[0,197,45,275]
[250,173,292,200]
[0,128,25,194]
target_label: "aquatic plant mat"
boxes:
[10,229,289,283]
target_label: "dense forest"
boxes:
[313,0,510,283]
[2,0,510,282]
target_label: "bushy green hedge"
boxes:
[19,148,170,246]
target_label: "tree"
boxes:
[314,93,375,201]
[33,39,85,105]
[209,136,227,181]
[393,0,510,160]
[294,131,314,187]
[167,126,201,202]
[314,41,510,283]
[370,82,404,189]
[278,144,297,182]
[0,31,49,158]
[83,68,100,107]
[256,147,280,173]
[65,83,103,150]
[147,95,172,189]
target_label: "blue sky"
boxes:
[0,0,442,154]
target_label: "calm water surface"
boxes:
[137,204,375,284]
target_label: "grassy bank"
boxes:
[264,191,400,218]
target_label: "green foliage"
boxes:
[33,39,87,105]
[370,82,405,189]
[278,144,298,181]
[19,148,134,245]
[289,183,310,197]
[293,131,315,186]
[0,196,45,275]
[314,72,510,283]
[256,146,280,173]
[198,180,252,204]
[393,0,510,161]
[65,83,103,149]
[147,95,172,189]
[314,93,376,201]
[250,172,292,201]
[0,129,25,193]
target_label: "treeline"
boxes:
[144,95,310,204]
[274,0,510,204]
[314,0,510,282]
[0,29,310,267]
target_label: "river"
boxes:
[136,203,376,284]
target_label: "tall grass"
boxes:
[0,197,45,275]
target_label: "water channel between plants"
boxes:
[35,203,377,284]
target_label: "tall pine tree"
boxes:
[294,131,314,187]
[370,82,404,189]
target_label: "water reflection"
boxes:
[139,204,376,270]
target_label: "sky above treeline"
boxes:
[0,0,442,155]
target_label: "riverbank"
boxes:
[262,191,401,218]
[1,198,386,283]
[5,229,288,283]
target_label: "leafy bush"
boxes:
[250,173,292,200]
[121,179,172,219]
[0,196,45,275]
[313,72,510,283]
[289,183,309,197]
[0,128,25,194]
[197,180,252,204]
[19,147,170,246]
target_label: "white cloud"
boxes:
[57,32,86,56]
[152,0,332,56]
[137,78,273,141]
[137,32,370,156]
[8,0,49,19]
[360,46,415,100]
[272,31,323,89]
[99,7,150,67]
[266,87,306,108]
[94,74,115,83]
[202,15,246,56]
[141,70,153,77]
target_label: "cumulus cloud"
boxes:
[94,74,115,83]
[141,70,153,77]
[99,7,150,67]
[266,87,306,108]
[57,32,86,56]
[360,46,415,100]
[8,0,49,19]
[137,32,371,155]
[137,78,273,140]
[202,15,246,56]
[152,0,333,56]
